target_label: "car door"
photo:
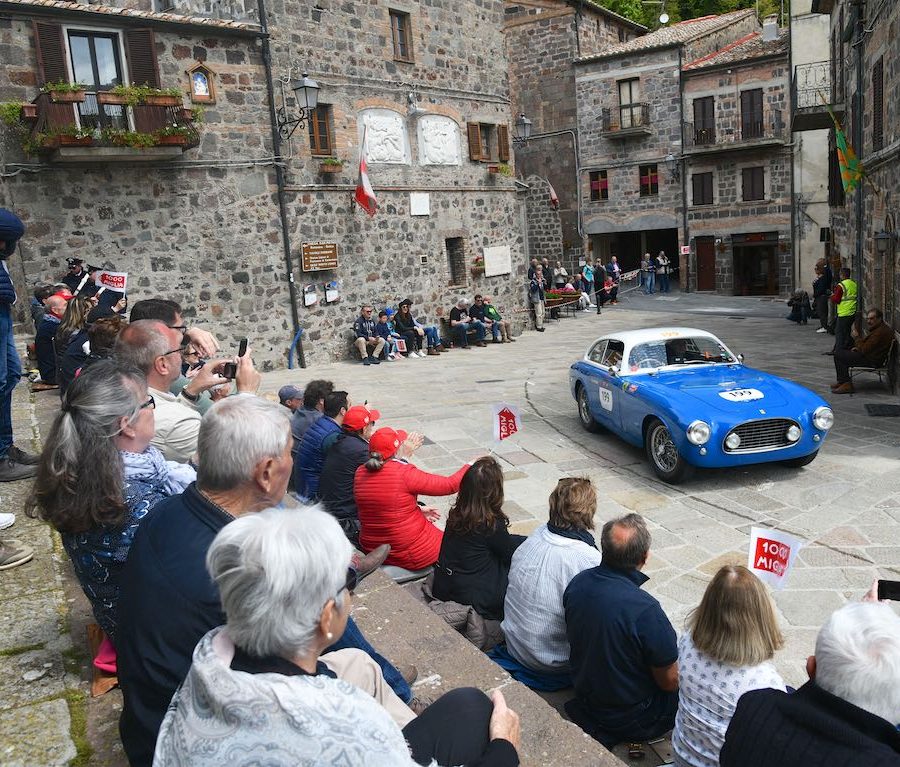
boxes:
[594,339,625,430]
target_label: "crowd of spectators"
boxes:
[1,206,898,767]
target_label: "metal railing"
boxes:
[601,103,651,133]
[793,61,832,110]
[684,109,785,149]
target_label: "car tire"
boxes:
[782,451,818,468]
[645,418,693,484]
[576,384,602,433]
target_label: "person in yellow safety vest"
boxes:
[828,267,858,355]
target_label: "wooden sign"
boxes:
[301,242,339,272]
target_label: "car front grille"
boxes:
[723,418,799,454]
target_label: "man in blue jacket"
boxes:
[0,208,39,483]
[294,389,348,499]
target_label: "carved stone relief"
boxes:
[359,109,410,165]
[417,115,460,165]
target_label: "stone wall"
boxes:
[522,174,564,264]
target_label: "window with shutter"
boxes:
[740,89,763,139]
[497,125,510,162]
[692,172,713,205]
[467,122,482,161]
[389,10,413,62]
[589,170,608,201]
[33,21,68,85]
[639,164,658,196]
[742,167,764,201]
[693,97,715,145]
[308,105,333,156]
[872,56,883,152]
[124,29,160,88]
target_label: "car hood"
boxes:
[642,365,794,414]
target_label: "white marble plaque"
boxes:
[410,192,430,216]
[417,115,460,165]
[359,109,410,165]
[483,245,512,277]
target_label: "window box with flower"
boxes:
[40,80,87,103]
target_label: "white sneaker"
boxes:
[388,353,396,360]
[0,512,15,531]
[815,327,827,333]
[417,350,427,358]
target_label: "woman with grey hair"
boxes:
[154,507,521,767]
[28,359,195,647]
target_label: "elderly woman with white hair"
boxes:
[154,506,521,767]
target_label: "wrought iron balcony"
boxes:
[792,60,844,131]
[20,92,199,163]
[684,110,787,154]
[601,103,652,137]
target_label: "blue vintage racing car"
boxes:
[569,327,834,483]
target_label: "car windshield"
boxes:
[627,336,737,372]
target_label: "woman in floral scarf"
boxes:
[29,359,195,651]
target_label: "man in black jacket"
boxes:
[318,404,379,544]
[33,293,68,387]
[116,397,412,767]
[721,601,900,767]
[353,304,385,364]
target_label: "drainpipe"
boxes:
[788,7,797,293]
[853,1,865,312]
[257,0,306,368]
[678,46,690,292]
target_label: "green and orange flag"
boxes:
[826,104,863,193]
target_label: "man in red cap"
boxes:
[319,404,380,545]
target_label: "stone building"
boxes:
[503,0,644,263]
[811,0,900,336]
[576,9,794,292]
[789,0,832,292]
[0,0,527,367]
[681,22,792,295]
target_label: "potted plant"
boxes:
[470,255,485,277]
[40,80,87,103]
[497,163,513,177]
[97,85,184,108]
[141,87,183,107]
[154,125,193,146]
[487,163,500,174]
[319,157,343,174]
[0,102,23,127]
[57,125,95,147]
[102,128,157,149]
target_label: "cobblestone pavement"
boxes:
[1,290,898,765]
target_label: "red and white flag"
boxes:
[492,402,523,442]
[548,180,560,210]
[354,126,377,216]
[747,526,804,590]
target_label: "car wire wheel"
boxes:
[645,418,693,483]
[577,385,602,433]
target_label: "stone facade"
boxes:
[819,0,900,336]
[0,0,528,367]
[504,0,643,269]
[522,174,564,264]
[574,10,796,294]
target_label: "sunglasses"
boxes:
[140,394,156,410]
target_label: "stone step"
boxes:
[353,570,627,767]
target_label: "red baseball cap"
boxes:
[368,427,408,460]
[343,405,380,431]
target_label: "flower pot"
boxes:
[470,266,485,277]
[49,90,85,103]
[156,134,189,146]
[143,95,181,107]
[58,135,93,147]
[319,163,343,174]
[39,135,61,149]
[178,108,195,121]
[96,92,130,106]
[22,103,37,119]
[487,164,500,174]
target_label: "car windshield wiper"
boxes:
[678,359,716,365]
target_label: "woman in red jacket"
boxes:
[355,427,470,571]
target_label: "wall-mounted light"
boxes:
[514,112,533,145]
[874,229,897,256]
[665,152,680,182]
[276,70,320,139]
[407,91,427,118]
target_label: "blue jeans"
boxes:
[0,306,20,459]
[488,321,501,341]
[329,615,413,703]
[422,325,440,348]
[659,273,670,292]
[455,321,485,347]
[644,272,655,294]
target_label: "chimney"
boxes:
[762,15,778,42]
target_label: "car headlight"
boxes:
[813,406,834,431]
[786,424,802,442]
[725,433,741,450]
[686,420,711,445]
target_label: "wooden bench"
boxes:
[850,337,898,393]
[439,316,483,347]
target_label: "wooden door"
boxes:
[696,239,716,291]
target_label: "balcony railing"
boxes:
[601,103,652,137]
[791,60,843,131]
[23,92,199,162]
[684,110,786,151]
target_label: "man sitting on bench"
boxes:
[449,298,487,349]
[832,307,894,394]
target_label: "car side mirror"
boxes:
[737,354,745,363]
[608,365,619,376]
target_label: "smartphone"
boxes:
[222,338,248,379]
[238,337,248,357]
[877,579,900,601]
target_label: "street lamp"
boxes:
[665,152,680,182]
[874,229,897,255]
[275,71,320,139]
[514,112,533,145]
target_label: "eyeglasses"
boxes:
[157,346,188,359]
[337,566,359,597]
[140,394,156,411]
[168,324,187,334]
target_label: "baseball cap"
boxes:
[368,427,408,460]
[343,405,381,431]
[278,384,303,403]
[384,307,395,317]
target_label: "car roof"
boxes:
[588,327,719,346]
